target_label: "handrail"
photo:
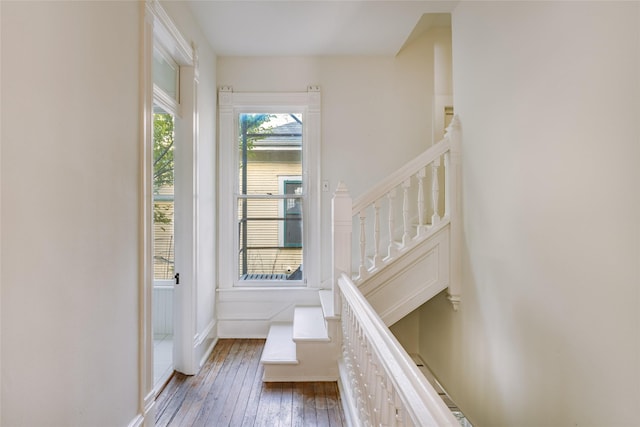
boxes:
[352,137,450,215]
[337,272,459,426]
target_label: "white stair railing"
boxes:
[350,117,460,291]
[337,272,460,427]
[330,116,463,426]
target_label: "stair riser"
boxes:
[263,340,340,382]
[263,360,339,382]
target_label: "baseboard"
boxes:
[199,336,218,368]
[194,319,217,368]
[127,414,144,427]
[337,359,358,427]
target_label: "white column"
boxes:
[331,182,352,314]
[446,116,462,310]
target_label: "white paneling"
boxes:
[153,285,174,336]
[363,227,450,326]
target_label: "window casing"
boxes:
[218,88,321,288]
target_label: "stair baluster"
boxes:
[387,189,397,259]
[373,200,382,269]
[432,157,441,226]
[417,167,427,237]
[358,211,367,279]
[401,179,411,247]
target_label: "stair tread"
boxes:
[319,290,338,319]
[293,306,330,342]
[261,323,298,364]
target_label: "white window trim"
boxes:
[218,87,322,289]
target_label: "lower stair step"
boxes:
[260,323,297,365]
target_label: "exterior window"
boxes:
[218,89,321,287]
[237,114,303,281]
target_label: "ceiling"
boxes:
[187,1,455,57]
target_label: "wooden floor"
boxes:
[155,339,347,427]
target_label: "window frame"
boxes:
[218,88,321,288]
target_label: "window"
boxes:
[237,113,303,280]
[218,88,321,287]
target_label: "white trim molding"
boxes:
[218,87,322,289]
[140,2,200,425]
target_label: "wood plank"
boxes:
[279,382,294,427]
[154,339,346,427]
[156,373,192,427]
[194,339,248,424]
[212,339,261,426]
[254,382,282,427]
[292,382,306,427]
[314,382,331,427]
[324,382,346,427]
[228,340,264,426]
[174,339,233,426]
[240,341,268,427]
[302,382,317,426]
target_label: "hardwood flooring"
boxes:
[155,339,347,427]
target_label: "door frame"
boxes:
[140,1,198,420]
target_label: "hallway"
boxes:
[155,339,346,426]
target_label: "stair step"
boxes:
[260,323,298,365]
[293,306,329,342]
[319,290,338,319]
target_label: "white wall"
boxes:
[417,2,640,426]
[160,0,218,368]
[217,30,439,288]
[1,2,140,425]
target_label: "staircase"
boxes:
[260,117,461,386]
[260,290,340,381]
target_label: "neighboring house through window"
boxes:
[218,88,321,287]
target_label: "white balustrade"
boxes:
[330,117,463,425]
[337,273,459,427]
[349,129,456,282]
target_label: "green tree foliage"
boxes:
[239,113,274,157]
[153,113,174,225]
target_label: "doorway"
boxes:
[152,105,176,387]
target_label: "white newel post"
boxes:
[446,115,462,310]
[332,182,352,314]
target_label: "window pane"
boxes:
[284,181,302,247]
[238,113,302,195]
[153,48,178,101]
[236,113,303,282]
[237,197,303,280]
[153,108,175,280]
